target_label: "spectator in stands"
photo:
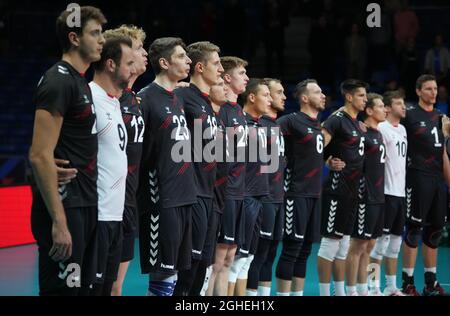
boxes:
[424,34,450,89]
[399,36,420,100]
[394,0,419,54]
[368,2,393,71]
[436,85,449,115]
[344,23,367,80]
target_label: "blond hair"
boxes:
[103,24,146,42]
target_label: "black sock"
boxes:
[402,272,414,287]
[424,272,437,287]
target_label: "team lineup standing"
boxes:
[29,5,450,296]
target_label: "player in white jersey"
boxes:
[368,90,407,296]
[89,35,136,295]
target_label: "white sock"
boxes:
[368,277,380,290]
[246,289,257,296]
[346,285,357,295]
[291,291,303,296]
[403,268,414,277]
[276,291,290,296]
[257,286,271,296]
[335,281,346,296]
[356,283,368,295]
[424,267,437,274]
[385,275,397,289]
[200,265,213,296]
[319,283,330,296]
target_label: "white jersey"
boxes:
[89,82,128,221]
[379,121,407,197]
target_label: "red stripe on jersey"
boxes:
[160,115,173,129]
[215,176,227,187]
[74,104,93,119]
[201,113,208,121]
[425,155,436,164]
[375,176,384,187]
[305,167,320,178]
[347,170,361,181]
[344,137,358,145]
[365,145,379,154]
[273,171,283,182]
[414,127,426,135]
[203,161,217,172]
[122,114,132,124]
[86,157,97,175]
[297,134,313,144]
[232,164,246,177]
[177,162,190,175]
[128,165,137,174]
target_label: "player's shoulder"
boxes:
[37,61,77,89]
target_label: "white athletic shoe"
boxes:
[348,291,359,296]
[369,288,384,296]
[383,287,405,296]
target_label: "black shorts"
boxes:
[138,205,192,274]
[237,197,263,257]
[121,205,137,262]
[218,199,245,246]
[383,195,406,236]
[321,193,358,238]
[95,221,123,284]
[284,197,321,243]
[406,169,447,228]
[351,203,384,240]
[191,197,214,260]
[31,201,98,295]
[260,202,284,241]
[202,209,221,266]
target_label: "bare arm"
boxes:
[29,109,72,262]
[322,127,333,147]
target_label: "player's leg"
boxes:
[292,241,312,296]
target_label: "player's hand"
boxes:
[175,81,190,89]
[441,115,450,138]
[49,221,72,262]
[55,159,77,185]
[327,156,346,171]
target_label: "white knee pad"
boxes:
[228,256,247,283]
[238,255,254,280]
[335,235,350,260]
[384,235,402,259]
[370,234,390,260]
[318,237,340,262]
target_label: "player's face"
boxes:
[371,98,387,123]
[350,88,367,112]
[210,78,227,106]
[202,51,224,86]
[269,82,286,112]
[254,84,272,116]
[114,45,136,90]
[79,19,105,62]
[229,66,249,95]
[132,38,148,76]
[417,80,437,105]
[167,45,192,81]
[389,98,406,119]
[307,83,326,111]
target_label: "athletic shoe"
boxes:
[383,287,405,296]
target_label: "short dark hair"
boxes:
[148,37,186,75]
[416,74,437,90]
[340,79,369,97]
[187,41,221,75]
[56,6,107,53]
[294,79,318,101]
[240,78,268,104]
[92,35,132,72]
[383,90,404,107]
[362,93,383,120]
[220,56,248,75]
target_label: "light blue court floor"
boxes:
[1,242,450,296]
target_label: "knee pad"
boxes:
[238,255,254,280]
[423,226,443,249]
[384,234,402,259]
[293,242,313,278]
[335,235,350,260]
[228,256,247,283]
[298,242,312,262]
[404,224,422,248]
[370,234,390,260]
[280,240,303,263]
[318,237,340,262]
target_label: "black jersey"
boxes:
[137,82,197,209]
[32,60,97,208]
[120,88,144,207]
[278,111,323,198]
[244,112,269,197]
[260,115,286,203]
[322,110,365,196]
[175,84,217,198]
[362,127,385,204]
[213,114,229,214]
[218,102,247,200]
[402,105,444,177]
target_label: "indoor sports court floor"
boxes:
[1,242,449,296]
